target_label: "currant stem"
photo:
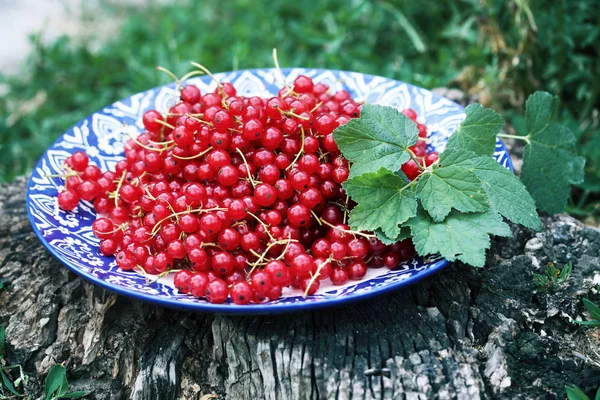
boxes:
[111,170,127,208]
[134,265,150,283]
[172,146,213,160]
[318,151,330,161]
[498,133,530,144]
[310,101,323,113]
[178,70,205,84]
[280,108,309,120]
[65,175,81,191]
[150,207,226,236]
[319,217,376,239]
[190,62,223,90]
[274,233,294,261]
[407,148,426,171]
[128,130,173,153]
[154,118,175,130]
[235,148,257,187]
[148,138,174,146]
[156,66,179,82]
[246,212,276,242]
[286,126,305,171]
[45,172,78,179]
[102,223,129,237]
[248,249,267,268]
[200,242,221,248]
[302,258,333,298]
[283,87,297,98]
[130,171,148,187]
[310,210,323,226]
[185,113,214,126]
[343,195,349,224]
[272,48,290,90]
[140,267,182,285]
[143,186,156,200]
[247,238,296,274]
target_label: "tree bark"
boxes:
[1,176,599,399]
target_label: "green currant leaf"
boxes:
[372,227,411,245]
[343,168,417,239]
[406,209,511,267]
[445,150,541,231]
[520,91,586,214]
[445,103,504,156]
[416,149,489,222]
[470,156,541,230]
[333,104,418,177]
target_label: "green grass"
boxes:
[0,0,598,218]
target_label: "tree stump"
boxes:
[1,176,599,399]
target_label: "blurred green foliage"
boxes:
[0,0,598,218]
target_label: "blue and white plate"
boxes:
[26,68,513,314]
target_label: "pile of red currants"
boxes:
[56,74,438,304]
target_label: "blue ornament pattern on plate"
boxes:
[26,68,513,314]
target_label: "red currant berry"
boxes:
[330,241,347,260]
[254,183,277,207]
[205,279,229,303]
[167,239,187,259]
[242,119,263,141]
[424,152,439,166]
[315,114,337,135]
[347,261,367,280]
[115,250,137,271]
[330,268,349,285]
[57,190,80,211]
[401,160,421,181]
[231,281,253,305]
[92,217,115,239]
[347,238,368,259]
[181,85,201,104]
[78,180,100,201]
[265,260,290,286]
[291,254,316,278]
[99,238,118,256]
[287,204,312,228]
[174,270,194,293]
[154,252,174,273]
[261,127,283,149]
[293,75,314,93]
[218,228,241,251]
[311,238,331,258]
[251,270,273,295]
[211,251,235,275]
[401,108,417,121]
[200,212,223,235]
[213,110,233,132]
[70,151,89,171]
[189,273,209,297]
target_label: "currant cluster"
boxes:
[56,74,436,304]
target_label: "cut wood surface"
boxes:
[1,176,599,399]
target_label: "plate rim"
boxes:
[25,67,513,314]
